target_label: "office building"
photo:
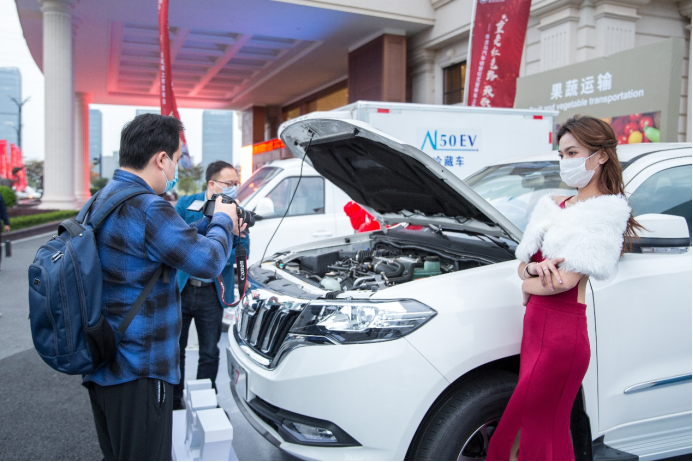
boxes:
[202,110,234,170]
[0,68,22,147]
[89,108,102,174]
[101,151,120,179]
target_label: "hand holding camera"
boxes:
[203,193,253,236]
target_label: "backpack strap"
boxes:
[76,190,102,224]
[87,186,151,231]
[116,265,164,336]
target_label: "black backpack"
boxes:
[29,187,163,374]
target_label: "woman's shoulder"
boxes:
[551,195,571,206]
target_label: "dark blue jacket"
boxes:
[175,191,250,307]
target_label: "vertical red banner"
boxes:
[465,0,532,108]
[0,140,8,179]
[158,0,192,168]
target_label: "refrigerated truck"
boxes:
[280,101,559,180]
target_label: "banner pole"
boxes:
[462,0,478,106]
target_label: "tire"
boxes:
[407,369,518,461]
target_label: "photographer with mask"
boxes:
[173,160,250,410]
[84,114,246,460]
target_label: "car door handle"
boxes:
[312,231,333,238]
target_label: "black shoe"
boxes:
[173,398,186,410]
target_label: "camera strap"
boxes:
[217,244,247,307]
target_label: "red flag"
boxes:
[158,0,192,169]
[0,140,8,179]
[465,0,532,108]
[10,144,27,191]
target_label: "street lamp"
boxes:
[8,96,30,150]
[4,121,19,144]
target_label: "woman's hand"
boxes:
[534,258,565,291]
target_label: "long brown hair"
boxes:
[557,115,643,251]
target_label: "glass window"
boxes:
[444,61,467,105]
[237,166,281,205]
[465,162,575,231]
[629,165,692,240]
[264,177,325,218]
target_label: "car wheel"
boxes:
[406,369,518,461]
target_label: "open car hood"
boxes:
[279,118,523,243]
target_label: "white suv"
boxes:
[227,119,691,461]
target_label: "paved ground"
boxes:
[0,233,297,461]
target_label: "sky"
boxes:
[0,0,241,165]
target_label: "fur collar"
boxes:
[516,194,631,280]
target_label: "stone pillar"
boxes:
[74,92,91,205]
[592,0,642,57]
[409,48,436,104]
[537,4,581,71]
[40,0,76,210]
[348,34,407,103]
[679,0,691,142]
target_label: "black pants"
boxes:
[173,283,223,403]
[88,378,173,461]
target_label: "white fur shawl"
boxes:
[515,194,631,280]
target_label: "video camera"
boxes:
[202,193,256,228]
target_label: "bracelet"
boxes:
[522,263,537,279]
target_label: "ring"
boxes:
[543,267,549,272]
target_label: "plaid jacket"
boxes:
[83,170,234,386]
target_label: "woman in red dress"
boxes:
[486,116,641,461]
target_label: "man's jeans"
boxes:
[174,283,223,403]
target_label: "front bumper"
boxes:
[227,332,448,460]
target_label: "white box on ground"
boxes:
[197,408,234,461]
[184,378,211,402]
[185,389,218,452]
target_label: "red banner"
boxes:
[465,0,532,108]
[0,140,8,179]
[158,0,192,168]
[10,144,27,191]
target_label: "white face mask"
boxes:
[559,151,600,189]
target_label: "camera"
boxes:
[202,194,255,228]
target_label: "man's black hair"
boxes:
[206,160,235,183]
[119,114,184,170]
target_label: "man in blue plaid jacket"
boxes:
[83,114,247,460]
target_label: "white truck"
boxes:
[286,101,558,180]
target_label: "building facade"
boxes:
[0,67,22,148]
[14,0,690,207]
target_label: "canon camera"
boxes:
[202,193,255,228]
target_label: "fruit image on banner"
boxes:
[602,111,661,145]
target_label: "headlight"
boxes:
[288,299,436,344]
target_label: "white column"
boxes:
[74,92,91,205]
[537,6,581,71]
[40,0,76,210]
[592,0,641,57]
[409,48,436,104]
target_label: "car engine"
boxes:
[277,240,488,292]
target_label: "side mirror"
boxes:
[632,214,690,253]
[254,197,275,218]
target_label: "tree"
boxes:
[176,164,205,195]
[91,177,109,195]
[24,160,43,190]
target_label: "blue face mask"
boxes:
[162,156,178,193]
[214,182,238,199]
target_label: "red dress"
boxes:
[486,197,590,461]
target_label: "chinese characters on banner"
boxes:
[10,144,27,191]
[158,0,192,168]
[0,140,8,179]
[465,0,532,108]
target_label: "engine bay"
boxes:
[274,234,502,292]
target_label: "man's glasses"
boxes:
[215,180,240,187]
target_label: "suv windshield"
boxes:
[237,166,281,205]
[465,161,575,231]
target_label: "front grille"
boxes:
[236,299,301,360]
